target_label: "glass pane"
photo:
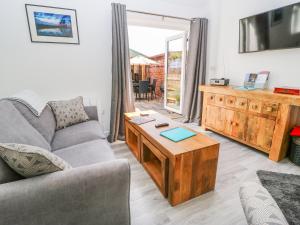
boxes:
[166,37,183,112]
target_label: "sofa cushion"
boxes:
[11,101,56,143]
[0,100,51,151]
[48,96,89,130]
[0,143,71,178]
[54,140,115,167]
[51,120,106,150]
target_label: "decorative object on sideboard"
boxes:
[25,4,80,44]
[243,71,270,89]
[274,87,300,95]
[243,73,257,89]
[235,71,270,91]
[255,71,270,89]
[210,78,230,86]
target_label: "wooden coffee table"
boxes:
[124,111,220,206]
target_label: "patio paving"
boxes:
[134,99,184,121]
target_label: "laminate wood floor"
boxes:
[111,129,300,225]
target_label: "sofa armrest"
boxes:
[0,159,130,225]
[85,106,98,121]
[239,182,288,225]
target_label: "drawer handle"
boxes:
[240,102,245,106]
[229,100,233,104]
[219,98,223,101]
[230,121,238,126]
[266,106,273,112]
[210,96,214,100]
[252,105,258,110]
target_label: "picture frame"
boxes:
[243,71,270,90]
[244,73,257,89]
[25,4,80,44]
[255,71,270,89]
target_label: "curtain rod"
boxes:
[126,9,192,22]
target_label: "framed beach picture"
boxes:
[25,4,80,44]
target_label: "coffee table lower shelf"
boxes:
[141,135,168,197]
[143,161,164,193]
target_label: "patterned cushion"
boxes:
[48,96,89,130]
[239,182,289,225]
[0,143,71,178]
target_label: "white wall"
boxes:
[213,0,300,88]
[0,0,113,131]
[0,0,209,132]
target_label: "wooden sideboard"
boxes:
[199,85,300,162]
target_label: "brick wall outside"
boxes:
[149,54,165,97]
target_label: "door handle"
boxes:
[252,105,258,110]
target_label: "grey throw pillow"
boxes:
[0,143,71,178]
[48,96,89,130]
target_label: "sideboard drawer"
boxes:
[262,102,279,117]
[207,93,215,105]
[235,97,248,110]
[215,94,225,106]
[249,100,262,113]
[225,96,236,108]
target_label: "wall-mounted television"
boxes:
[239,3,300,53]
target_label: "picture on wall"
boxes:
[25,4,80,44]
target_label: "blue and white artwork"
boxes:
[26,4,79,44]
[34,12,73,38]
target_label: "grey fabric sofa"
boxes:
[0,100,130,225]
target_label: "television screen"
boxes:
[239,3,300,53]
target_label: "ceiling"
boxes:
[161,0,208,8]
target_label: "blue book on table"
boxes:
[160,127,196,142]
